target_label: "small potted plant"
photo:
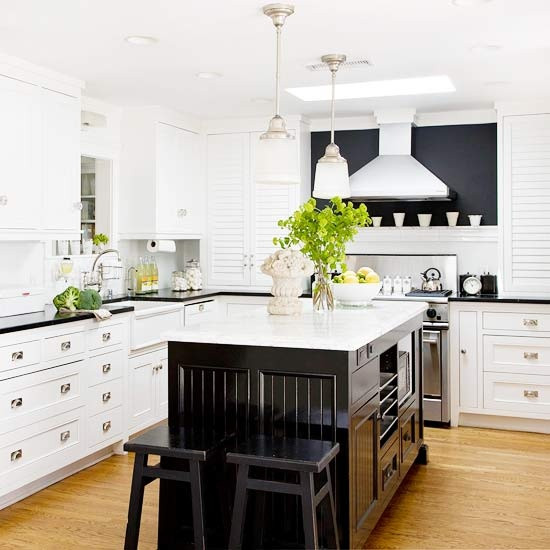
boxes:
[274,197,371,311]
[92,233,109,253]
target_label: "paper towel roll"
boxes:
[147,240,176,253]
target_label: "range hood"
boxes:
[350,110,455,202]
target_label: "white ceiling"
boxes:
[0,0,549,119]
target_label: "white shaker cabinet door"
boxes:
[0,76,41,229]
[458,310,478,409]
[207,133,251,286]
[128,353,156,430]
[41,89,81,231]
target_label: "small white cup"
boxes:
[417,214,432,227]
[446,212,459,227]
[468,214,482,227]
[393,212,405,227]
[372,216,382,227]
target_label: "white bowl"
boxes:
[332,282,383,306]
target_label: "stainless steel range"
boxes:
[346,254,456,425]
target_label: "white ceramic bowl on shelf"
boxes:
[332,282,383,307]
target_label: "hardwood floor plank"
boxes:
[0,426,549,549]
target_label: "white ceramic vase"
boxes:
[268,275,304,315]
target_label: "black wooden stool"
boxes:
[227,435,340,550]
[124,425,224,550]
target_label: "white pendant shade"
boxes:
[255,136,300,185]
[313,160,351,199]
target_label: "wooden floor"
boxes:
[0,427,549,549]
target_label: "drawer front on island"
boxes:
[483,311,550,333]
[483,335,550,376]
[484,372,550,414]
[379,438,400,503]
[351,356,379,405]
[399,405,417,468]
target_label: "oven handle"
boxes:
[423,330,441,344]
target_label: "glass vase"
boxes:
[313,263,334,312]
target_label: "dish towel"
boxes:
[60,308,113,320]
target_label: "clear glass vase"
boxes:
[313,263,334,312]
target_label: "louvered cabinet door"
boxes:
[249,131,301,288]
[502,115,550,294]
[207,133,251,286]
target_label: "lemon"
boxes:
[357,267,373,276]
[343,275,359,284]
[364,272,380,283]
[342,270,356,278]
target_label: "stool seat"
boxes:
[124,425,227,461]
[227,435,339,473]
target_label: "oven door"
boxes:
[423,326,449,423]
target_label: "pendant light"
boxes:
[255,4,300,185]
[312,54,351,199]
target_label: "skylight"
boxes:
[286,75,456,101]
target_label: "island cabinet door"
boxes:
[350,393,379,534]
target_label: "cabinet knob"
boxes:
[102,332,111,343]
[524,352,539,360]
[403,432,412,442]
[73,201,83,211]
[10,449,22,462]
[60,430,71,442]
[11,397,23,409]
[243,254,248,267]
[102,363,112,374]
[523,319,539,327]
[102,392,111,403]
[102,420,112,432]
[60,383,71,394]
[524,390,539,398]
[61,341,71,352]
[198,304,205,312]
[460,349,467,354]
[11,351,24,361]
[177,208,188,217]
[249,254,255,267]
[0,195,8,206]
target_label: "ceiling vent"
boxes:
[305,59,372,72]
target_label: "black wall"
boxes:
[311,123,497,226]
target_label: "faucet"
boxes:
[83,248,122,295]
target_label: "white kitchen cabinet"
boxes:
[0,75,41,230]
[500,113,550,296]
[206,130,302,289]
[119,107,204,239]
[458,311,478,409]
[128,348,167,433]
[41,89,81,232]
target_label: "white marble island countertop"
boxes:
[164,299,427,352]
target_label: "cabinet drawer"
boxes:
[132,310,181,350]
[484,372,550,414]
[351,356,379,405]
[399,405,417,466]
[88,349,124,387]
[0,339,41,374]
[88,378,123,417]
[483,335,550,376]
[88,406,123,448]
[379,439,400,502]
[184,300,217,326]
[0,361,83,434]
[88,323,123,351]
[44,331,85,362]
[483,312,550,333]
[0,410,82,477]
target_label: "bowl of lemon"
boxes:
[331,267,382,307]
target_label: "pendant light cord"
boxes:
[275,26,281,117]
[330,68,336,144]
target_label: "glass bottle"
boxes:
[393,275,403,295]
[151,257,159,292]
[383,275,393,296]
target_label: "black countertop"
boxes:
[0,303,135,335]
[450,294,550,305]
[104,288,274,304]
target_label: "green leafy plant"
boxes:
[273,197,371,274]
[92,233,109,246]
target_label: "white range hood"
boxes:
[349,110,455,201]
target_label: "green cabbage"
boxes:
[77,289,102,311]
[53,286,81,311]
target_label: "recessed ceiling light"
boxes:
[124,35,158,46]
[196,72,223,79]
[286,75,455,102]
[470,43,502,53]
[451,0,492,6]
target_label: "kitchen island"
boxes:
[161,300,427,549]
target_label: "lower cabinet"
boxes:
[128,348,168,433]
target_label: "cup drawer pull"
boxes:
[524,390,539,398]
[11,351,24,361]
[524,352,539,360]
[383,463,395,482]
[403,431,412,442]
[11,397,23,409]
[102,392,111,403]
[102,363,112,374]
[11,449,22,462]
[61,341,71,352]
[102,332,111,343]
[60,383,71,394]
[523,319,539,327]
[60,430,71,442]
[102,420,112,432]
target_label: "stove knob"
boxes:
[426,308,437,319]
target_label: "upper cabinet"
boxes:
[119,107,204,240]
[499,109,550,296]
[0,55,83,240]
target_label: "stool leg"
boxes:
[189,460,206,550]
[124,452,148,550]
[300,471,319,550]
[228,464,249,550]
[325,466,340,550]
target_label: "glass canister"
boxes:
[185,259,202,290]
[171,270,189,292]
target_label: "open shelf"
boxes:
[380,372,397,392]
